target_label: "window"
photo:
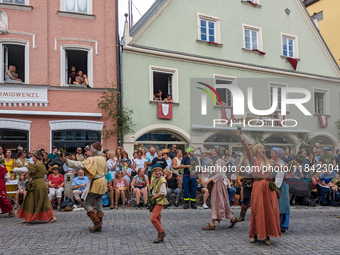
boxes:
[269,83,287,111]
[197,13,221,44]
[0,129,29,154]
[245,29,258,50]
[52,130,100,152]
[315,92,325,114]
[314,88,329,115]
[1,0,29,5]
[61,46,93,87]
[0,43,28,83]
[61,0,92,14]
[213,75,236,107]
[282,37,294,58]
[150,66,178,103]
[281,33,298,58]
[243,24,262,51]
[200,19,216,43]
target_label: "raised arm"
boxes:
[237,130,255,165]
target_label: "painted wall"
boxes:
[306,0,340,65]
[0,0,117,87]
[132,0,339,78]
[0,0,118,152]
[123,52,340,140]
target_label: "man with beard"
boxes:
[61,142,107,232]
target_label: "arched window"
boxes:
[204,133,241,153]
[310,136,334,150]
[135,131,187,152]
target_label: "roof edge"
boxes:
[130,0,169,38]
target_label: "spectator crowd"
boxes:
[2,141,340,212]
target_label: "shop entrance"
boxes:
[0,129,29,156]
[52,130,101,153]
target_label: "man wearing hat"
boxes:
[319,147,336,168]
[0,157,15,217]
[181,147,199,209]
[61,142,107,232]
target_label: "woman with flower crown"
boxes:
[237,130,281,245]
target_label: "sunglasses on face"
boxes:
[118,173,122,175]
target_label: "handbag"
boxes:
[25,179,36,192]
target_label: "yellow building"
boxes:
[304,0,340,65]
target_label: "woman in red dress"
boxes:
[0,157,15,217]
[237,130,281,245]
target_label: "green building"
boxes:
[121,0,340,155]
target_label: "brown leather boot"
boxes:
[228,217,238,228]
[96,211,104,232]
[87,210,102,232]
[238,207,248,222]
[153,231,166,243]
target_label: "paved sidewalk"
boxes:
[0,206,339,255]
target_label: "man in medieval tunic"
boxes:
[61,142,107,232]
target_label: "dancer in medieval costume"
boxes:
[229,155,253,228]
[0,157,15,218]
[270,146,290,233]
[14,151,56,223]
[237,130,281,245]
[149,164,168,243]
[202,148,237,230]
[61,142,107,232]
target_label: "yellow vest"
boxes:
[151,176,168,206]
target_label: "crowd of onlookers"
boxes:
[2,142,340,211]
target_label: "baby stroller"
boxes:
[317,184,340,206]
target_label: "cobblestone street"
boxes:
[1,206,339,255]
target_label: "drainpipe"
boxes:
[116,0,122,147]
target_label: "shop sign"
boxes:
[0,86,48,104]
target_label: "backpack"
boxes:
[102,193,110,207]
[61,198,73,209]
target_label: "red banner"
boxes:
[222,108,234,122]
[319,115,327,127]
[275,111,285,126]
[287,57,298,70]
[253,49,266,55]
[158,103,173,119]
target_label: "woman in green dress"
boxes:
[16,150,56,223]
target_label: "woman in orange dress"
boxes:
[237,130,281,245]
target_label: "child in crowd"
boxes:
[331,173,340,191]
[15,173,28,208]
[122,160,134,208]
